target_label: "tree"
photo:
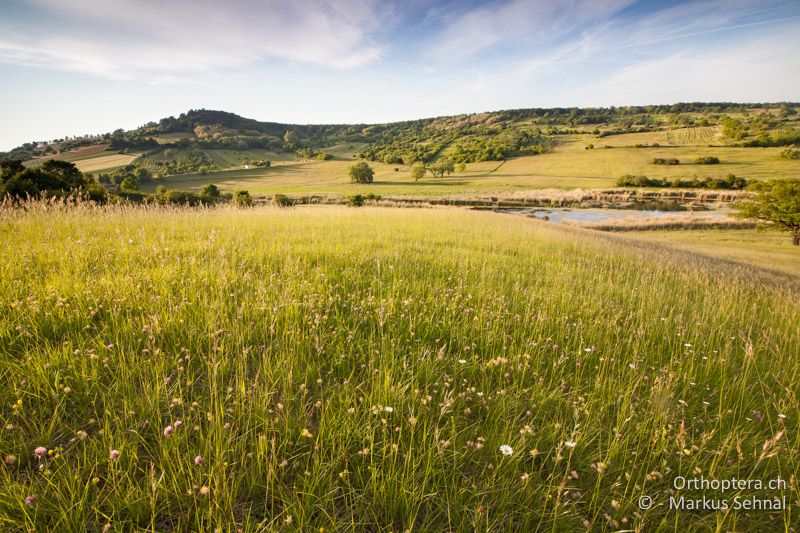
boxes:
[455,163,467,173]
[0,159,24,180]
[348,162,374,184]
[411,162,427,181]
[283,130,297,147]
[427,158,455,178]
[735,179,800,245]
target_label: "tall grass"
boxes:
[0,202,797,531]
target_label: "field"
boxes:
[0,203,797,531]
[73,153,141,173]
[139,145,798,197]
[618,227,800,277]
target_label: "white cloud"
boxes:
[560,29,800,105]
[0,0,386,80]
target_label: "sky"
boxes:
[0,0,798,150]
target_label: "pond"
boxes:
[498,207,731,224]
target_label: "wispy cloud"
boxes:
[0,0,386,80]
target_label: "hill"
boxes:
[1,103,798,197]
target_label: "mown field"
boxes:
[0,204,797,531]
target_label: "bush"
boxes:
[780,148,800,160]
[346,194,365,207]
[616,173,748,189]
[695,156,720,164]
[233,190,254,207]
[652,158,679,165]
[201,184,221,198]
[411,162,427,181]
[273,194,293,207]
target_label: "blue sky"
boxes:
[0,0,798,150]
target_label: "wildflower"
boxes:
[199,485,210,496]
[520,473,530,481]
[163,425,174,437]
[285,516,293,525]
[109,450,120,460]
[499,445,513,456]
[563,441,577,448]
[194,455,203,465]
[4,454,16,464]
[173,419,182,428]
[300,428,313,438]
[408,416,417,426]
[77,430,88,440]
[24,495,36,506]
[384,406,394,413]
[458,359,467,364]
[34,446,47,458]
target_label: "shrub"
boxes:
[346,194,365,207]
[201,183,221,198]
[233,190,254,207]
[273,194,293,207]
[695,156,720,164]
[780,148,800,160]
[652,158,679,165]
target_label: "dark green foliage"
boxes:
[695,156,720,164]
[201,183,221,198]
[616,174,749,189]
[652,158,680,165]
[348,162,374,184]
[0,159,90,199]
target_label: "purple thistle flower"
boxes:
[194,455,203,465]
[34,446,47,458]
[24,495,36,506]
[163,425,174,437]
[109,449,120,460]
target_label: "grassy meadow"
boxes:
[1,203,798,531]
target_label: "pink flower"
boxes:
[24,495,36,506]
[109,449,120,460]
[173,420,182,428]
[194,455,203,465]
[34,446,47,458]
[163,425,174,437]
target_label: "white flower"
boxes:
[499,445,513,456]
[458,359,467,364]
[384,406,394,413]
[563,441,577,448]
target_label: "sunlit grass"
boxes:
[0,202,797,531]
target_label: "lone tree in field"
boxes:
[411,162,427,181]
[736,179,800,245]
[348,162,374,184]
